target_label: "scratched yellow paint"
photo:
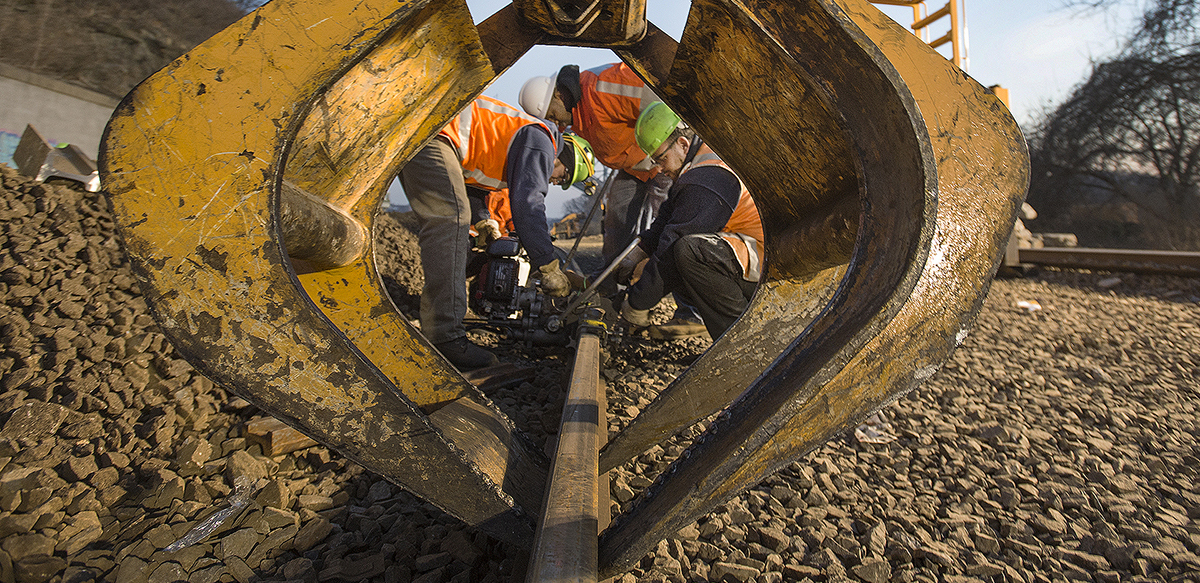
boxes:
[285,0,495,409]
[700,0,1027,504]
[101,0,542,542]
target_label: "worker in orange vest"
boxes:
[614,102,764,340]
[520,63,705,338]
[398,96,594,370]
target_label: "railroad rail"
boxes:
[527,313,608,582]
[1018,247,1200,277]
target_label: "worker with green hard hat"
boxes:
[520,63,709,340]
[398,95,594,370]
[615,101,765,340]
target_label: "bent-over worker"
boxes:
[615,102,764,340]
[398,95,594,370]
[521,63,705,338]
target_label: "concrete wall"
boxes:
[0,63,119,169]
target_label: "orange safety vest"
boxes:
[440,96,557,191]
[680,145,765,282]
[574,63,661,182]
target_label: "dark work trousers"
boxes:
[397,137,471,345]
[668,234,758,339]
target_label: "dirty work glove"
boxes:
[613,245,649,286]
[539,260,572,297]
[473,219,502,247]
[619,299,651,328]
[565,269,588,292]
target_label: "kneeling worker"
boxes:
[399,95,595,370]
[615,102,764,340]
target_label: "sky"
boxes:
[389,0,1142,215]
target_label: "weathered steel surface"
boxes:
[100,0,550,548]
[597,0,1027,574]
[98,0,1027,570]
[526,331,604,582]
[516,0,647,45]
[1019,247,1200,277]
[277,181,368,270]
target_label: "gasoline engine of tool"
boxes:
[469,236,576,346]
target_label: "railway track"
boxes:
[3,170,1199,582]
[1018,247,1200,277]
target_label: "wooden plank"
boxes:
[245,416,319,456]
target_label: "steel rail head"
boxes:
[526,330,605,581]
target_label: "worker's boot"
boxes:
[434,337,499,371]
[649,318,708,340]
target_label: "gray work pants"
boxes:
[599,170,700,321]
[398,137,471,345]
[601,170,671,265]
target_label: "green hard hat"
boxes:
[562,133,595,188]
[635,101,683,155]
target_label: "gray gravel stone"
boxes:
[59,455,98,481]
[218,527,262,561]
[852,557,891,583]
[293,517,333,552]
[225,450,266,485]
[1,533,55,561]
[15,555,67,583]
[297,494,334,512]
[147,562,186,583]
[710,561,759,582]
[0,402,68,440]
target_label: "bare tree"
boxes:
[1031,53,1200,203]
[1064,0,1197,54]
[1026,1,1200,248]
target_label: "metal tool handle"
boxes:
[559,237,642,320]
[563,170,615,271]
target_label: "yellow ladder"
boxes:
[873,0,964,68]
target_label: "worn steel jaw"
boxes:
[100,0,1027,575]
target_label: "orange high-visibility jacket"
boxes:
[681,145,765,282]
[574,63,661,182]
[487,189,515,233]
[440,96,557,191]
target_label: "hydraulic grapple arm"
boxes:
[99,0,1027,575]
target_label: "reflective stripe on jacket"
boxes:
[575,63,661,181]
[440,96,557,191]
[680,147,765,282]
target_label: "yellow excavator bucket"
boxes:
[99,0,1027,575]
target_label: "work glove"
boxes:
[619,298,651,329]
[565,269,588,292]
[613,245,649,286]
[538,259,572,297]
[473,219,502,248]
